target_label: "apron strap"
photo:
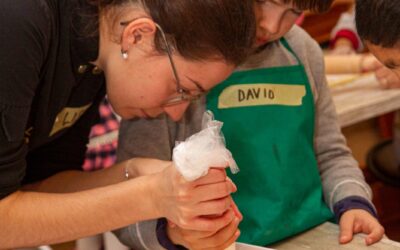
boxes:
[280,38,302,65]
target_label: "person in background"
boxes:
[83,98,120,172]
[355,0,400,79]
[0,0,256,248]
[326,3,400,88]
[355,0,400,188]
[113,0,385,249]
[77,97,128,250]
[330,5,362,55]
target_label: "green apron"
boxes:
[207,39,333,246]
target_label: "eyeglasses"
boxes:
[120,19,206,107]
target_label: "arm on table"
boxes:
[313,51,385,245]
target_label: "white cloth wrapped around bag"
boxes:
[172,111,239,181]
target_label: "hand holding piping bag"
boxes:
[169,111,241,250]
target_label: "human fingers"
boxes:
[378,77,389,88]
[339,212,355,244]
[158,167,232,231]
[375,66,390,79]
[200,218,241,250]
[384,70,400,89]
[179,215,239,250]
[156,166,222,226]
[206,229,240,250]
[194,181,235,202]
[194,168,227,186]
[375,67,400,89]
[164,166,228,203]
[183,209,235,231]
[166,221,221,248]
[230,197,243,221]
[163,196,231,226]
[353,220,363,234]
[172,181,233,216]
[226,176,238,194]
[376,72,390,89]
[195,197,233,217]
[167,219,177,228]
[169,225,218,248]
[377,75,400,89]
[387,75,400,88]
[362,55,382,72]
[364,220,385,245]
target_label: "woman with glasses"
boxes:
[0,0,255,248]
[115,0,385,249]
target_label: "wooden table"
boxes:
[329,74,400,128]
[268,222,400,250]
[236,222,400,250]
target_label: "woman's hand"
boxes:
[339,209,385,245]
[154,166,237,232]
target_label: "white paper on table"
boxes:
[236,242,275,250]
[326,73,376,88]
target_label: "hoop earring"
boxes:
[121,50,128,60]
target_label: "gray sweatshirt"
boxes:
[114,26,374,249]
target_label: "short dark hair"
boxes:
[87,0,256,65]
[285,0,334,12]
[356,0,400,48]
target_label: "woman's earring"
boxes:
[121,49,128,60]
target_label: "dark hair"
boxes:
[284,0,333,12]
[356,0,400,48]
[87,0,256,65]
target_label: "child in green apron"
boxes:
[115,1,385,249]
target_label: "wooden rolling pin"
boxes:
[324,54,365,74]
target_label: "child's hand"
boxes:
[167,197,242,250]
[359,54,400,89]
[375,65,400,89]
[167,210,241,250]
[339,209,385,245]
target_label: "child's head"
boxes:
[254,0,333,46]
[356,0,400,77]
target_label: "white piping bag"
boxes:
[173,111,239,181]
[172,111,239,250]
